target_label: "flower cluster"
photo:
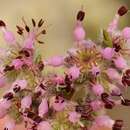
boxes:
[0,5,130,130]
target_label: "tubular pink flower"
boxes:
[1,27,15,44]
[21,95,32,110]
[94,115,114,128]
[4,119,16,130]
[68,111,81,123]
[37,121,52,130]
[46,56,64,67]
[0,74,6,87]
[0,99,11,119]
[90,100,104,111]
[38,98,48,117]
[11,59,24,70]
[107,14,119,34]
[106,68,120,80]
[113,56,127,69]
[122,27,130,40]
[90,66,100,76]
[101,47,115,60]
[110,84,121,96]
[92,84,104,96]
[53,75,64,85]
[68,65,80,80]
[73,23,86,42]
[51,96,66,111]
[23,32,35,50]
[11,79,27,90]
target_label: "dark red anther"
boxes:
[101,93,109,102]
[4,65,15,72]
[77,10,85,21]
[113,44,121,52]
[38,19,44,27]
[104,100,115,109]
[0,20,6,27]
[39,83,46,90]
[13,85,21,93]
[118,6,128,16]
[32,18,36,27]
[25,25,30,32]
[122,69,130,86]
[19,49,30,57]
[3,92,14,100]
[112,120,123,130]
[38,61,44,71]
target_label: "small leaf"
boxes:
[103,29,113,47]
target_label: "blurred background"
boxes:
[0,0,130,129]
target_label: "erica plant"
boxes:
[0,5,130,130]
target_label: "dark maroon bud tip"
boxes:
[0,20,6,27]
[25,25,30,32]
[105,101,115,109]
[13,86,21,93]
[113,120,123,130]
[77,10,85,21]
[3,92,14,100]
[101,93,109,102]
[121,99,130,106]
[118,6,128,16]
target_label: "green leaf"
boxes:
[103,29,113,47]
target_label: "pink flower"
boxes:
[35,85,46,96]
[12,79,27,90]
[4,119,16,130]
[90,100,103,111]
[73,24,86,42]
[107,14,119,34]
[81,40,95,48]
[37,121,52,130]
[23,32,35,49]
[113,56,127,69]
[1,27,15,44]
[51,96,66,111]
[68,65,80,80]
[122,27,130,40]
[68,111,81,123]
[92,84,104,96]
[0,99,11,119]
[0,74,6,87]
[106,68,120,80]
[23,57,33,66]
[21,96,32,110]
[38,98,48,117]
[101,47,115,60]
[90,66,100,76]
[53,75,64,85]
[47,56,64,67]
[11,59,24,70]
[110,84,121,96]
[94,115,114,128]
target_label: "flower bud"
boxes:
[37,121,52,130]
[68,111,81,123]
[38,98,48,117]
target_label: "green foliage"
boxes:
[102,29,113,48]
